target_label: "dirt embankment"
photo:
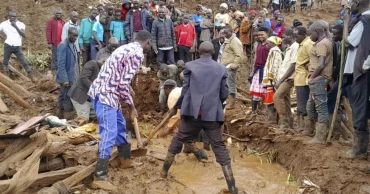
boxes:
[0,0,355,194]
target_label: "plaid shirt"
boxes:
[88,42,144,110]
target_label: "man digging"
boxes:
[161,42,238,194]
[88,30,152,191]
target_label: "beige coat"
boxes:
[220,34,243,69]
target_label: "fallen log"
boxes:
[236,93,251,103]
[38,150,118,194]
[0,72,32,98]
[5,157,66,177]
[0,164,81,191]
[33,166,83,188]
[8,65,31,82]
[0,98,9,113]
[0,82,37,112]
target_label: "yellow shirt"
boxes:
[294,37,314,86]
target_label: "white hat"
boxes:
[220,3,228,9]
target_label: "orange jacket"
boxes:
[239,18,253,45]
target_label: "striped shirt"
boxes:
[88,42,144,110]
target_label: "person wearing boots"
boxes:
[306,21,333,144]
[0,10,35,82]
[342,0,370,159]
[293,26,314,134]
[249,27,270,115]
[88,30,152,191]
[220,26,243,110]
[262,36,282,125]
[56,27,79,120]
[158,79,209,159]
[161,41,238,194]
[274,28,299,129]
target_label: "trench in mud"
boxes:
[145,133,298,194]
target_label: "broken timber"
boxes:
[0,82,37,112]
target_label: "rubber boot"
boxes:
[64,111,75,120]
[91,158,117,191]
[226,97,236,110]
[296,115,305,133]
[183,142,208,161]
[27,71,35,83]
[329,114,342,140]
[266,105,277,124]
[56,109,64,119]
[118,143,135,169]
[251,100,258,115]
[278,114,290,130]
[222,164,238,194]
[160,152,175,178]
[306,122,328,144]
[344,130,369,159]
[301,118,315,136]
[203,142,211,151]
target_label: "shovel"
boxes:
[131,117,148,157]
[143,113,172,146]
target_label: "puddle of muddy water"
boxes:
[147,137,298,194]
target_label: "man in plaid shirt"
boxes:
[88,30,152,191]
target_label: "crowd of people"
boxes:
[0,0,369,193]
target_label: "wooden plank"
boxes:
[0,166,83,190]
[8,115,45,135]
[0,72,32,98]
[0,98,9,113]
[32,166,84,187]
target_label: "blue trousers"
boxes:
[57,84,73,112]
[93,97,129,159]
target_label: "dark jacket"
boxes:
[354,15,370,80]
[211,38,222,61]
[168,7,181,23]
[151,18,176,51]
[175,56,229,122]
[56,39,79,84]
[332,40,341,81]
[103,15,113,44]
[125,9,148,41]
[46,17,65,47]
[68,60,100,104]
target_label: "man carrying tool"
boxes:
[158,79,209,158]
[161,41,237,194]
[343,0,370,159]
[88,30,152,191]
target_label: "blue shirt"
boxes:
[79,17,96,45]
[264,19,271,28]
[93,21,104,42]
[192,15,203,32]
[110,20,126,41]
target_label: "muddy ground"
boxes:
[2,0,370,194]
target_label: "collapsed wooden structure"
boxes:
[0,120,104,194]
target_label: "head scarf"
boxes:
[249,10,257,15]
[220,3,228,9]
[273,10,280,15]
[267,36,282,45]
